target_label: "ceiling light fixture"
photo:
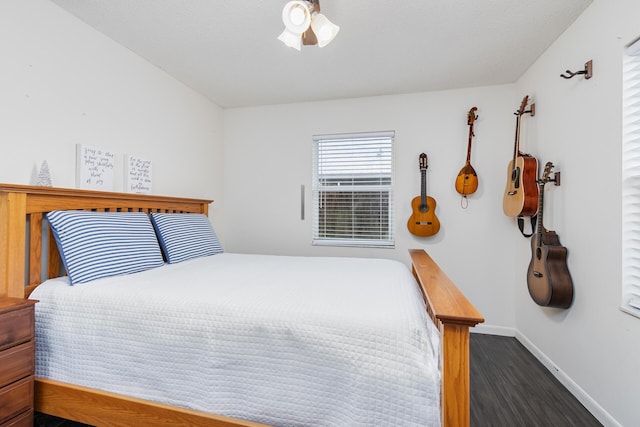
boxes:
[278,0,339,51]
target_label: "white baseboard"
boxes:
[514,330,621,427]
[471,324,514,337]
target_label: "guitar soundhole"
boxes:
[512,167,522,188]
[536,247,542,260]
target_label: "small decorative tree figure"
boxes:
[37,160,52,187]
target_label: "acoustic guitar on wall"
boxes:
[455,106,479,198]
[407,153,440,237]
[526,162,573,308]
[503,95,539,217]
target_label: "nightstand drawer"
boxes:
[0,376,33,423]
[0,408,33,427]
[0,306,34,352]
[0,342,35,387]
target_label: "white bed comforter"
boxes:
[31,253,441,426]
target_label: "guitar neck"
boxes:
[420,169,427,206]
[535,181,545,244]
[466,128,473,163]
[512,96,530,164]
[512,115,521,164]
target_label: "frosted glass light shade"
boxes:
[278,28,302,51]
[311,12,340,47]
[278,1,339,50]
[282,1,312,34]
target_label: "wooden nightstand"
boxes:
[0,298,37,427]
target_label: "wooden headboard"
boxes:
[0,183,212,299]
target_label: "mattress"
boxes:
[31,253,441,426]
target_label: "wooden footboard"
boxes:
[0,184,484,427]
[410,249,484,427]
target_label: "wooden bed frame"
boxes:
[0,183,484,427]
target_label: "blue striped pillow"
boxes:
[149,213,223,264]
[47,210,164,285]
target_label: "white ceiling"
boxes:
[49,0,592,108]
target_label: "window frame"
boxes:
[311,131,395,248]
[622,36,640,319]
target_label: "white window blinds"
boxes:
[312,131,395,247]
[622,36,640,318]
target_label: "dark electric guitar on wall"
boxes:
[407,153,440,237]
[526,162,573,308]
[455,106,479,197]
[503,96,539,217]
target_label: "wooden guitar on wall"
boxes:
[455,106,479,198]
[526,162,573,308]
[503,96,539,217]
[407,153,440,237]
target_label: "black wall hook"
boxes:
[560,60,593,80]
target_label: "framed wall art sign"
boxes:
[76,144,115,191]
[125,154,152,194]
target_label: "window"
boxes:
[622,36,640,318]
[312,131,395,247]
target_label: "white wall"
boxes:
[0,0,224,221]
[514,0,640,425]
[224,85,519,334]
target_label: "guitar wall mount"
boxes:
[541,166,561,187]
[515,102,535,117]
[560,60,593,80]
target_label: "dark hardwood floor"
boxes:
[470,333,601,427]
[34,413,89,427]
[35,334,602,426]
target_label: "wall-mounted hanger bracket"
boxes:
[560,60,593,80]
[517,103,535,117]
[527,102,535,117]
[541,169,561,186]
